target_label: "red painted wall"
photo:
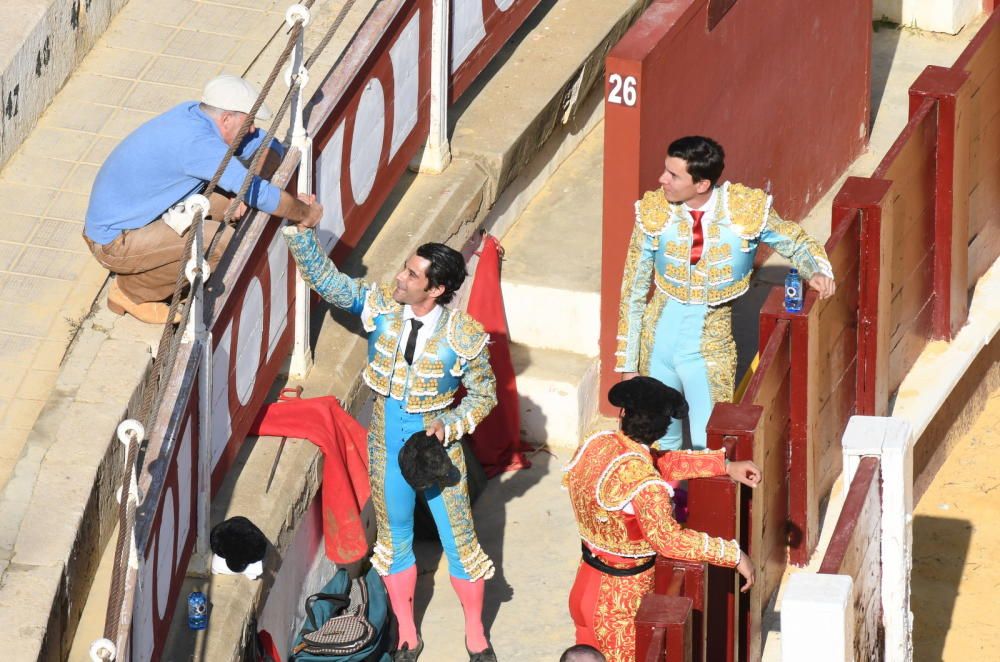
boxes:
[600,0,871,413]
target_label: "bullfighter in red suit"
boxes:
[563,377,762,661]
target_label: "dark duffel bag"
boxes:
[290,566,392,661]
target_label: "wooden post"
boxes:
[654,559,708,662]
[832,177,894,416]
[690,404,759,662]
[599,51,644,416]
[635,594,694,662]
[909,65,971,340]
[758,286,819,566]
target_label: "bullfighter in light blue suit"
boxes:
[283,217,499,662]
[616,137,836,452]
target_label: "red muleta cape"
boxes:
[250,393,370,564]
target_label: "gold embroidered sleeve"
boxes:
[598,455,665,510]
[283,227,369,315]
[616,221,656,372]
[631,485,741,568]
[435,345,497,446]
[655,449,728,481]
[761,210,834,280]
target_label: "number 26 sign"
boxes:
[607,73,637,107]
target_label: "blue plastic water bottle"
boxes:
[784,268,803,313]
[187,591,208,630]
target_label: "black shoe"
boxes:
[393,640,424,661]
[468,644,497,662]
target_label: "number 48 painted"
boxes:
[607,73,637,106]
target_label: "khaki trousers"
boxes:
[84,217,233,304]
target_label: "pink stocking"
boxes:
[450,576,489,653]
[383,566,418,648]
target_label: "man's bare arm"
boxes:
[275,191,323,226]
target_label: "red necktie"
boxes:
[689,209,705,264]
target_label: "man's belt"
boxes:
[581,543,655,577]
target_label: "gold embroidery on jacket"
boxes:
[654,270,751,305]
[725,183,770,239]
[664,241,688,261]
[663,262,689,283]
[615,227,646,369]
[705,243,731,264]
[637,189,672,235]
[638,290,667,375]
[700,304,736,404]
[707,264,734,285]
[447,310,489,360]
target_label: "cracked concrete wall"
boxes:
[0,294,158,660]
[0,0,129,166]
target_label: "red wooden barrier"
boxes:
[832,177,893,417]
[635,594,693,662]
[635,560,706,662]
[599,0,871,413]
[762,209,863,564]
[653,559,706,661]
[953,10,1000,293]
[688,407,750,662]
[873,98,938,400]
[642,12,1000,662]
[910,66,970,340]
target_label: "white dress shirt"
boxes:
[683,187,718,219]
[398,304,443,365]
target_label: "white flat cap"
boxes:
[201,74,273,120]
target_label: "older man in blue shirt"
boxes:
[84,75,322,323]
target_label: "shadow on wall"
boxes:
[732,265,787,384]
[870,12,903,128]
[911,514,973,662]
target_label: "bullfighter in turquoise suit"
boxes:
[616,136,836,452]
[283,217,499,662]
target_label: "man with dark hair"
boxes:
[563,377,760,661]
[616,136,835,451]
[559,643,606,662]
[283,218,498,662]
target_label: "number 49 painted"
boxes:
[607,73,637,107]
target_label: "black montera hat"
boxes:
[608,376,689,420]
[210,516,268,573]
[399,431,461,491]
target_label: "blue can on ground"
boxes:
[784,268,803,313]
[188,590,209,630]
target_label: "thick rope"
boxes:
[221,82,298,225]
[216,0,363,237]
[139,20,306,434]
[102,431,139,644]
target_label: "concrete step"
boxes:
[500,122,604,356]
[512,342,598,451]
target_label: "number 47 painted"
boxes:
[607,73,637,106]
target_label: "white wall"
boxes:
[781,574,854,661]
[873,0,982,34]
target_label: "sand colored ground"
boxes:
[912,388,1000,661]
